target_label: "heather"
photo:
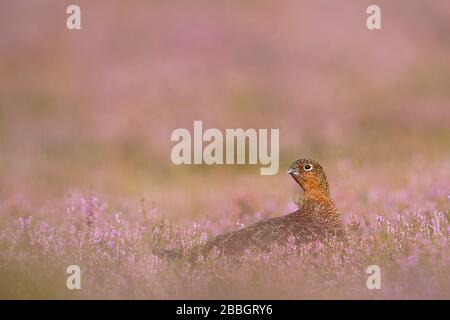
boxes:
[0,167,449,299]
[0,1,450,299]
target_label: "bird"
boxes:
[188,158,344,259]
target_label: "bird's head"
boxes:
[288,158,330,199]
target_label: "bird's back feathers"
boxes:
[190,198,343,259]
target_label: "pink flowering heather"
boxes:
[0,1,450,299]
[0,181,449,299]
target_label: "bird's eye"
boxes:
[304,164,313,171]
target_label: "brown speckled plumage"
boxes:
[191,159,343,258]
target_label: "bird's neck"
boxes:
[302,185,332,204]
[302,188,338,214]
[301,190,340,222]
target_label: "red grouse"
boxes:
[190,158,343,258]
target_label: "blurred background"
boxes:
[0,0,449,224]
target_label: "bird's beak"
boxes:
[287,167,295,175]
